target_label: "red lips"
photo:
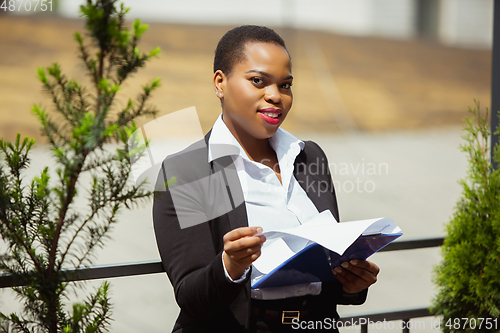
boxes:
[258,108,282,125]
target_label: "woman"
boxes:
[153,25,379,333]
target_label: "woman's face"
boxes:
[215,42,293,144]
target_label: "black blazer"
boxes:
[153,132,367,332]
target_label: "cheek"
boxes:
[284,92,293,111]
[229,81,259,103]
[236,86,257,104]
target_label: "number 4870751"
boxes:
[0,0,53,12]
[445,318,498,330]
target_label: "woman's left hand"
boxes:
[332,259,379,294]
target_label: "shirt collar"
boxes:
[208,113,304,163]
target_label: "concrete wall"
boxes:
[292,0,415,38]
[371,0,416,38]
[438,0,493,47]
[56,0,492,48]
[58,0,415,38]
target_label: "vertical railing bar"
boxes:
[402,318,410,333]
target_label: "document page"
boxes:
[252,210,401,275]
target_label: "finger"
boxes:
[349,259,380,274]
[227,243,263,261]
[332,266,356,283]
[229,249,262,268]
[224,234,264,253]
[223,227,263,243]
[243,249,262,264]
[340,262,378,284]
[332,269,351,288]
[332,268,363,293]
[341,267,377,287]
[332,267,371,293]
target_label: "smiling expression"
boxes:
[214,42,293,147]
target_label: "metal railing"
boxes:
[0,236,444,332]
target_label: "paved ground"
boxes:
[0,127,468,332]
[0,15,491,143]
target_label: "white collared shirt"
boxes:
[208,114,322,300]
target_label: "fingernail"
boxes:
[341,262,349,269]
[332,270,337,275]
[334,267,342,274]
[350,260,358,266]
[256,227,263,234]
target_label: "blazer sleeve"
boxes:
[303,141,368,306]
[152,145,248,320]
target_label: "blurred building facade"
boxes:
[54,0,493,48]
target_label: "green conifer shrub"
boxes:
[431,100,500,332]
[0,1,160,332]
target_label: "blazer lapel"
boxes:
[294,142,340,221]
[211,156,247,230]
[204,131,248,255]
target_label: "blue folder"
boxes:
[251,232,402,289]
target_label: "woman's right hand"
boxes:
[223,227,266,280]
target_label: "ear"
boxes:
[213,70,226,99]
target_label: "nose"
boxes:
[264,84,282,105]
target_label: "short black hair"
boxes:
[213,25,288,75]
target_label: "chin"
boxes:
[262,127,280,139]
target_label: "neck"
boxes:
[222,125,274,164]
[234,130,275,163]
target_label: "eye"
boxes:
[280,82,293,89]
[251,77,264,85]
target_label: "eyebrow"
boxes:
[245,70,293,81]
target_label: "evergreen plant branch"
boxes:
[0,136,44,275]
[0,0,161,331]
[431,100,500,332]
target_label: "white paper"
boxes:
[252,210,400,275]
[251,238,295,275]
